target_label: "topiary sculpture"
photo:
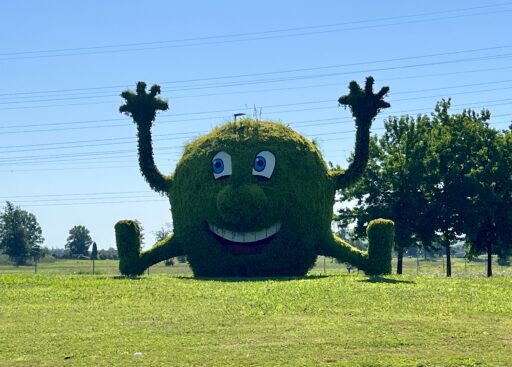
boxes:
[116,77,393,277]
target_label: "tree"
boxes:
[0,201,44,265]
[91,242,98,260]
[91,241,98,275]
[337,114,435,274]
[153,222,173,242]
[65,225,93,257]
[426,100,495,276]
[464,128,512,276]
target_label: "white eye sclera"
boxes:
[212,151,232,179]
[252,151,275,179]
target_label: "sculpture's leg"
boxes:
[318,219,393,275]
[115,220,185,276]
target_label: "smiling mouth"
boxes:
[207,222,282,254]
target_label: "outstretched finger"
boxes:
[378,100,391,109]
[136,81,147,95]
[364,76,375,95]
[376,86,390,100]
[150,84,161,97]
[348,80,362,95]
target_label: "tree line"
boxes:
[337,99,511,276]
[0,203,101,265]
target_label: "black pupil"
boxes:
[257,159,263,166]
[215,161,222,169]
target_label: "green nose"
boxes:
[216,184,269,230]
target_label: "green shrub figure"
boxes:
[116,77,394,277]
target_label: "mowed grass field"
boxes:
[1,255,511,277]
[0,269,511,366]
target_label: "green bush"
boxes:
[366,219,394,275]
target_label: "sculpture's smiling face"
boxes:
[170,120,335,277]
[208,149,280,255]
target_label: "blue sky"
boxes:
[1,1,511,250]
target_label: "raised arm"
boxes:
[331,77,390,190]
[120,81,171,194]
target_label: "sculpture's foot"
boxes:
[366,219,394,275]
[115,220,144,276]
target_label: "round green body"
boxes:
[169,119,336,277]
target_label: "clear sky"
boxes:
[1,0,511,250]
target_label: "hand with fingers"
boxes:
[338,76,390,128]
[119,81,169,128]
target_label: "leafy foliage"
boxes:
[116,79,393,277]
[0,202,44,265]
[65,225,93,257]
[339,99,512,276]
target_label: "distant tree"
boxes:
[30,243,42,262]
[91,242,98,260]
[0,201,44,265]
[153,222,173,242]
[155,223,174,266]
[91,241,98,274]
[98,247,118,260]
[134,220,145,246]
[65,225,93,257]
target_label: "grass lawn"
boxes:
[1,255,511,277]
[0,273,511,366]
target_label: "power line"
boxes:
[0,96,510,158]
[1,51,511,112]
[3,63,512,131]
[0,190,151,199]
[1,44,511,99]
[2,78,512,136]
[1,113,510,166]
[1,3,511,62]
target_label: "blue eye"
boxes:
[252,151,275,179]
[212,151,232,179]
[253,156,266,172]
[212,158,224,174]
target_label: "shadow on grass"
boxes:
[359,276,415,284]
[175,274,328,283]
[112,275,145,281]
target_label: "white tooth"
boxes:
[208,221,281,243]
[256,229,265,241]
